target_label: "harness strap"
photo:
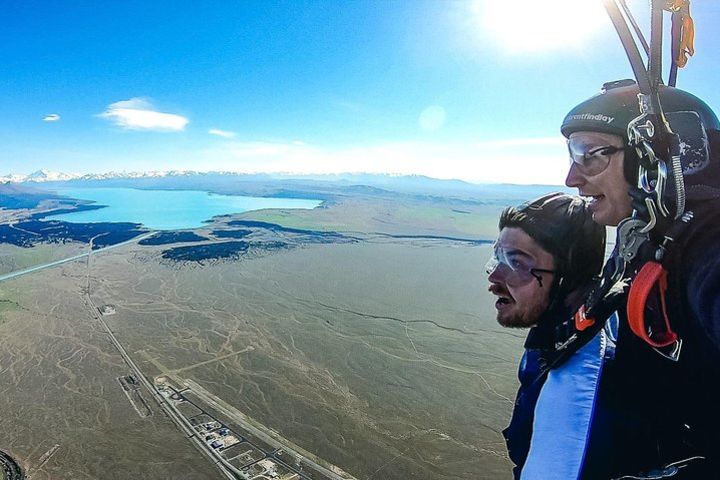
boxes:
[667,0,694,86]
[574,304,595,332]
[603,0,653,95]
[627,261,678,348]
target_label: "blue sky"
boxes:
[2,0,719,184]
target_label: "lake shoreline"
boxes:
[48,186,323,230]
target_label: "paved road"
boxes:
[185,380,356,480]
[77,245,239,479]
[0,233,153,479]
[0,230,355,479]
[0,231,243,478]
[0,232,154,283]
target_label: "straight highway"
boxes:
[0,232,155,283]
[1,228,357,479]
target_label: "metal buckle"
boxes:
[589,217,649,313]
[640,158,671,223]
[653,338,683,362]
[554,332,578,351]
[628,109,672,222]
[617,217,651,265]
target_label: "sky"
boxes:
[2,0,720,184]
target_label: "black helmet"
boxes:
[561,80,720,200]
[561,79,720,141]
[499,193,605,299]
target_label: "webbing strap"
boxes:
[574,304,595,332]
[668,1,694,85]
[677,12,695,67]
[627,261,678,348]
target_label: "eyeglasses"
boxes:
[485,244,555,288]
[567,140,628,176]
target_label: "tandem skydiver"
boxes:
[491,81,720,478]
[557,78,720,478]
[485,193,611,479]
[497,1,720,477]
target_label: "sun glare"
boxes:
[474,0,608,54]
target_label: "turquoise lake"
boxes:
[51,187,322,230]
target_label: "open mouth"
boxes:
[494,294,514,309]
[489,284,514,309]
[581,194,605,208]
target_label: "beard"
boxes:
[495,299,545,329]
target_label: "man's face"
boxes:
[487,227,555,329]
[565,131,633,226]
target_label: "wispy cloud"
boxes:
[208,128,236,138]
[99,98,188,131]
[43,113,61,122]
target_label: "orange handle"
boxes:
[627,261,678,348]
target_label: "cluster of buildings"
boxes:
[155,379,303,480]
[199,421,241,451]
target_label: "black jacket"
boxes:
[585,200,720,478]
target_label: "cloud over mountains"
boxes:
[99,98,188,131]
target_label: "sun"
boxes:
[474,0,609,54]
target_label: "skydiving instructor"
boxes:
[560,79,720,477]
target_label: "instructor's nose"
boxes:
[565,162,586,189]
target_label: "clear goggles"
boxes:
[567,138,629,177]
[485,244,555,288]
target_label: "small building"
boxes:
[257,459,277,475]
[99,305,116,316]
[204,421,221,431]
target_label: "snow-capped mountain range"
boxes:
[0,169,441,185]
[0,169,210,184]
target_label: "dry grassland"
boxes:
[0,195,530,479]
[0,265,221,480]
[81,236,525,479]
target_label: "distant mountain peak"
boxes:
[20,169,81,182]
[0,168,468,186]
